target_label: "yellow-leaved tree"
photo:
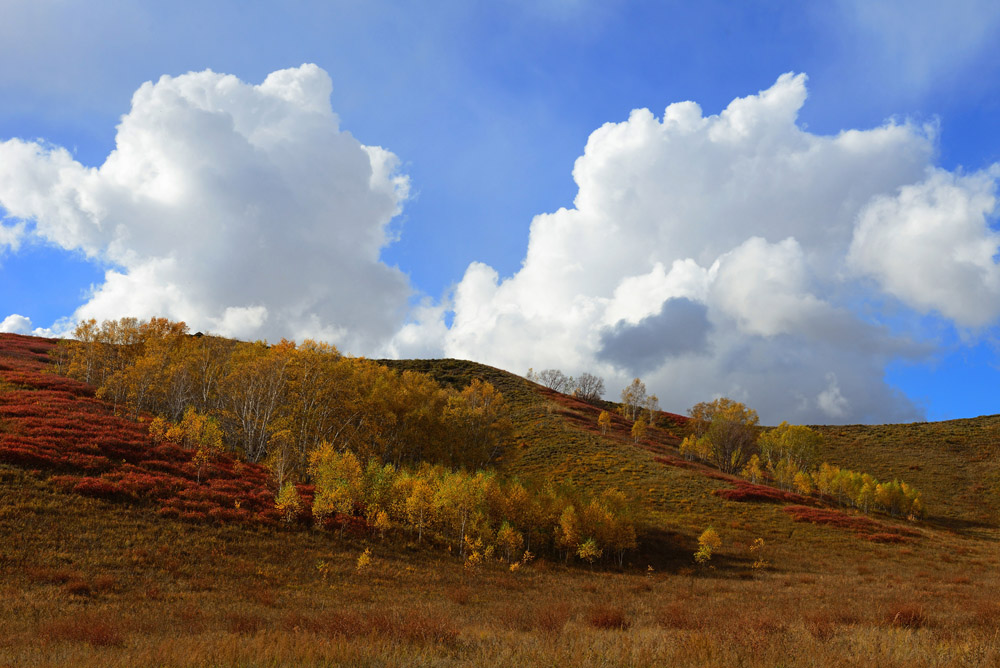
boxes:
[152,407,224,483]
[309,443,363,536]
[694,527,721,568]
[688,398,759,474]
[758,422,822,470]
[598,410,612,436]
[631,416,647,443]
[403,474,436,543]
[275,481,302,523]
[445,379,513,469]
[620,378,647,421]
[556,504,581,563]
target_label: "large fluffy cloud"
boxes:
[415,72,996,424]
[0,65,410,350]
[849,168,1000,326]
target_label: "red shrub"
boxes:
[208,507,251,523]
[782,505,920,542]
[716,482,811,505]
[586,604,631,630]
[163,499,214,514]
[149,443,190,463]
[72,477,121,499]
[0,444,57,469]
[208,478,253,495]
[65,453,112,473]
[113,472,182,499]
[256,508,283,524]
[180,486,239,507]
[140,458,193,479]
[0,334,303,531]
[886,603,928,628]
[867,533,911,544]
[42,614,125,647]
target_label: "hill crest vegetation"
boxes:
[44,318,640,568]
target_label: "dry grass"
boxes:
[2,464,997,668]
[586,603,631,630]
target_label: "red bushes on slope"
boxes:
[782,505,921,542]
[0,333,284,528]
[715,481,813,505]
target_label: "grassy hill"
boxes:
[2,333,999,667]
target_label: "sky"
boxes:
[1,0,999,425]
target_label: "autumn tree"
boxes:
[688,398,759,474]
[770,457,800,491]
[644,394,660,426]
[402,473,436,543]
[63,317,518,475]
[758,422,822,470]
[360,458,397,523]
[265,428,296,491]
[371,368,452,467]
[496,521,525,563]
[583,487,636,567]
[620,378,647,421]
[740,453,764,483]
[218,340,294,463]
[598,410,612,436]
[631,416,647,443]
[309,443,363,534]
[556,504,581,562]
[793,470,813,495]
[435,470,489,558]
[67,318,101,384]
[275,482,302,523]
[694,527,721,568]
[445,379,512,468]
[158,406,224,483]
[577,538,601,567]
[278,340,348,479]
[535,368,574,393]
[573,373,606,402]
[749,537,768,573]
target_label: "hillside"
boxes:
[2,332,999,667]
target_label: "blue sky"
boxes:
[1,1,999,423]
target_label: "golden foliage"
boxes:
[694,527,721,566]
[688,398,759,474]
[275,482,302,524]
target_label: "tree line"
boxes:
[57,318,512,482]
[57,318,643,567]
[675,399,925,518]
[278,453,638,567]
[525,368,606,402]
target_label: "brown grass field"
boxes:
[1,335,999,666]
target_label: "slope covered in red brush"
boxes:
[0,333,288,526]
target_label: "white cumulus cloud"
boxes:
[0,314,32,334]
[410,72,985,424]
[0,64,411,351]
[849,167,1000,327]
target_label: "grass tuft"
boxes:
[42,613,125,647]
[586,603,631,630]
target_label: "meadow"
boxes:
[1,332,999,666]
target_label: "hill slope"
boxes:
[2,333,999,667]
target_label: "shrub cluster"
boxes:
[0,333,283,527]
[301,447,639,568]
[58,318,513,478]
[677,408,925,519]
